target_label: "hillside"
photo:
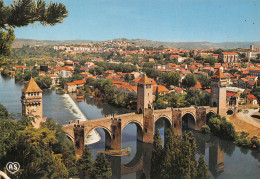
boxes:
[12,38,260,50]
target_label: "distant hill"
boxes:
[12,38,260,50]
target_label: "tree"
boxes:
[92,153,112,179]
[78,145,94,176]
[151,129,163,179]
[15,70,23,81]
[196,155,210,179]
[0,0,68,65]
[0,103,8,118]
[1,68,10,77]
[161,72,180,86]
[182,74,197,89]
[198,75,211,89]
[23,69,39,81]
[35,76,52,89]
[155,86,159,102]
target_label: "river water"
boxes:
[0,76,259,179]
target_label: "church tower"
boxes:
[137,74,154,114]
[210,68,227,116]
[21,78,43,128]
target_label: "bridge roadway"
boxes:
[62,106,217,155]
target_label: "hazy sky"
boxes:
[9,0,260,42]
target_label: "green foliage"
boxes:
[182,74,197,89]
[35,75,52,89]
[93,61,137,73]
[89,66,104,75]
[151,129,163,179]
[196,155,210,179]
[151,129,209,179]
[11,46,61,59]
[250,136,260,149]
[91,153,112,179]
[185,90,210,106]
[15,70,23,81]
[198,75,211,89]
[169,93,190,108]
[78,145,94,175]
[1,68,10,77]
[235,132,251,148]
[161,72,181,86]
[235,132,260,150]
[154,98,167,109]
[0,106,77,178]
[0,103,8,118]
[201,125,210,134]
[207,117,236,140]
[0,0,68,64]
[23,69,39,81]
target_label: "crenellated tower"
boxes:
[210,68,227,116]
[21,78,43,128]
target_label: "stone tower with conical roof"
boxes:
[137,74,153,114]
[210,68,227,116]
[21,78,43,128]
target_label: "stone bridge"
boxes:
[62,106,217,155]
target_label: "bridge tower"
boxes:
[210,68,227,116]
[137,74,153,114]
[21,78,43,128]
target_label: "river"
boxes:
[0,75,259,179]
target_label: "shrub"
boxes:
[235,132,250,148]
[207,117,221,134]
[219,120,236,140]
[200,125,210,134]
[207,117,237,141]
[250,136,260,149]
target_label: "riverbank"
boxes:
[61,94,101,145]
[227,109,260,138]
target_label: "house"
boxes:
[175,87,184,94]
[170,55,184,63]
[153,85,169,94]
[218,52,239,63]
[47,74,59,86]
[246,94,258,105]
[64,80,86,93]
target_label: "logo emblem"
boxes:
[6,162,20,174]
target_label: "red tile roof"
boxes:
[221,52,238,55]
[247,94,257,101]
[227,92,237,97]
[22,78,42,92]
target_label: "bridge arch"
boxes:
[85,126,112,149]
[122,120,143,132]
[182,112,196,130]
[122,120,144,148]
[65,133,74,143]
[154,115,172,127]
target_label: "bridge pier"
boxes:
[142,108,154,143]
[195,107,207,130]
[73,125,85,156]
[110,119,122,150]
[172,109,182,136]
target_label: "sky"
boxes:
[7,0,260,42]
